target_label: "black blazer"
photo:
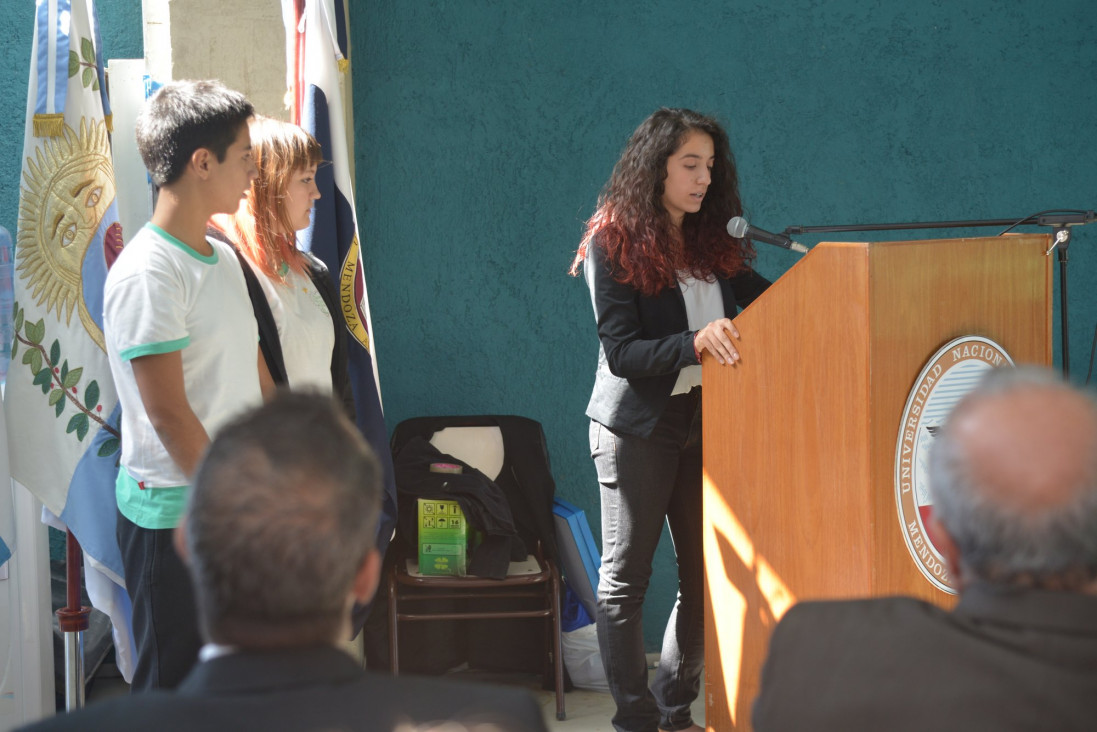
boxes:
[20,646,549,732]
[583,237,770,438]
[753,584,1097,731]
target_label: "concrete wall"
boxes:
[141,0,287,119]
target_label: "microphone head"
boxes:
[727,216,749,238]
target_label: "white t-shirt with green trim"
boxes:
[104,223,262,528]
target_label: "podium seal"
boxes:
[894,336,1013,593]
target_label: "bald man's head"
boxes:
[928,367,1097,591]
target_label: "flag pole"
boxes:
[56,530,91,710]
[292,0,305,125]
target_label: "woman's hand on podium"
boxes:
[694,318,740,366]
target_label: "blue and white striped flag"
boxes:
[285,0,398,568]
[5,0,133,680]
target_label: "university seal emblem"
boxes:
[894,336,1013,593]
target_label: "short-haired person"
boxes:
[20,393,548,732]
[570,108,770,732]
[753,366,1097,731]
[105,79,273,690]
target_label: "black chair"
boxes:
[386,415,566,721]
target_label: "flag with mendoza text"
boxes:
[5,0,134,679]
[284,0,398,570]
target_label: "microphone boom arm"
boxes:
[782,211,1096,236]
[780,209,1097,380]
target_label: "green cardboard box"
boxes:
[417,498,468,576]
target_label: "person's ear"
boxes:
[927,513,963,588]
[190,147,212,179]
[352,549,382,605]
[173,516,190,566]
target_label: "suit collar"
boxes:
[177,645,364,696]
[954,581,1097,635]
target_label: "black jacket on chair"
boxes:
[394,435,523,579]
[382,415,561,677]
[583,237,771,438]
[391,415,559,566]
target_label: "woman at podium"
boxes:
[569,108,769,732]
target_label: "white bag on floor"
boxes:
[562,622,609,692]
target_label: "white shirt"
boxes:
[104,224,262,489]
[251,262,335,393]
[672,274,725,395]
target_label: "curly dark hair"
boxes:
[570,108,754,296]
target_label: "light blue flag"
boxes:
[61,403,122,578]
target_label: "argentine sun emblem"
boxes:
[17,117,122,351]
[894,336,1013,594]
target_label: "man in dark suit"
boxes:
[753,366,1097,731]
[23,392,548,732]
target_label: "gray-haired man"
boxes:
[753,366,1097,731]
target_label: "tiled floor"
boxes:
[506,658,705,731]
[540,683,620,731]
[539,682,706,731]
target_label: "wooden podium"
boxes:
[701,235,1053,731]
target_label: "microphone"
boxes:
[727,216,809,253]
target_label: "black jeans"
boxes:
[116,510,201,690]
[590,389,705,732]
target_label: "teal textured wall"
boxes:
[0,1,143,241]
[352,1,1097,649]
[2,1,1095,652]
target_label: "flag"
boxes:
[1,391,18,723]
[5,0,134,680]
[0,389,10,573]
[0,226,11,573]
[285,0,398,566]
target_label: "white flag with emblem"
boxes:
[5,0,134,680]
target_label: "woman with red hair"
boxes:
[570,108,770,732]
[211,116,351,408]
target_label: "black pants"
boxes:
[591,390,705,732]
[116,510,201,690]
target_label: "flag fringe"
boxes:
[338,58,350,73]
[33,113,64,137]
[104,113,113,133]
